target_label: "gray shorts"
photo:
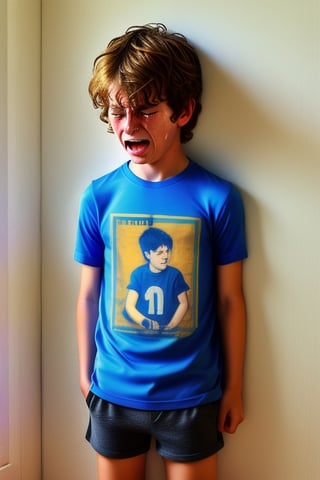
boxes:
[85,392,224,462]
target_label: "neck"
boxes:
[129,155,189,182]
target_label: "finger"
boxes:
[224,413,244,434]
[217,408,228,432]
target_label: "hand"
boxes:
[218,387,244,434]
[141,318,160,330]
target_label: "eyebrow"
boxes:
[109,104,125,110]
[109,102,159,111]
[135,103,159,111]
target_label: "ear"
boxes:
[176,98,196,127]
[144,251,150,260]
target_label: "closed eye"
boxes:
[139,109,158,118]
[136,103,159,117]
[108,106,158,118]
[109,109,125,118]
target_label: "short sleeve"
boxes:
[74,184,105,267]
[215,185,248,265]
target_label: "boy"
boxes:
[75,23,247,480]
[124,226,189,331]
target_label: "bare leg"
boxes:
[163,453,218,480]
[97,452,147,480]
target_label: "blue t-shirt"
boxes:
[126,264,189,328]
[74,160,247,410]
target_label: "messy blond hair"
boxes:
[88,23,202,143]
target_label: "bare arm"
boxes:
[76,265,102,398]
[125,289,160,329]
[217,260,246,433]
[165,290,188,329]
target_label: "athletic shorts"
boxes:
[85,391,224,462]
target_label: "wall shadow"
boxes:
[186,51,290,478]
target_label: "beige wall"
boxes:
[1,0,41,479]
[41,1,320,479]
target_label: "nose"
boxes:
[124,110,139,134]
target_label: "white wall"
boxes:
[42,1,320,479]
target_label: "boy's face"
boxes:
[107,83,190,170]
[145,245,171,273]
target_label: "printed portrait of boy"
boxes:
[111,214,201,337]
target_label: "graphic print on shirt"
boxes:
[110,214,201,337]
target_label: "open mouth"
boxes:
[125,139,149,150]
[124,140,150,157]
